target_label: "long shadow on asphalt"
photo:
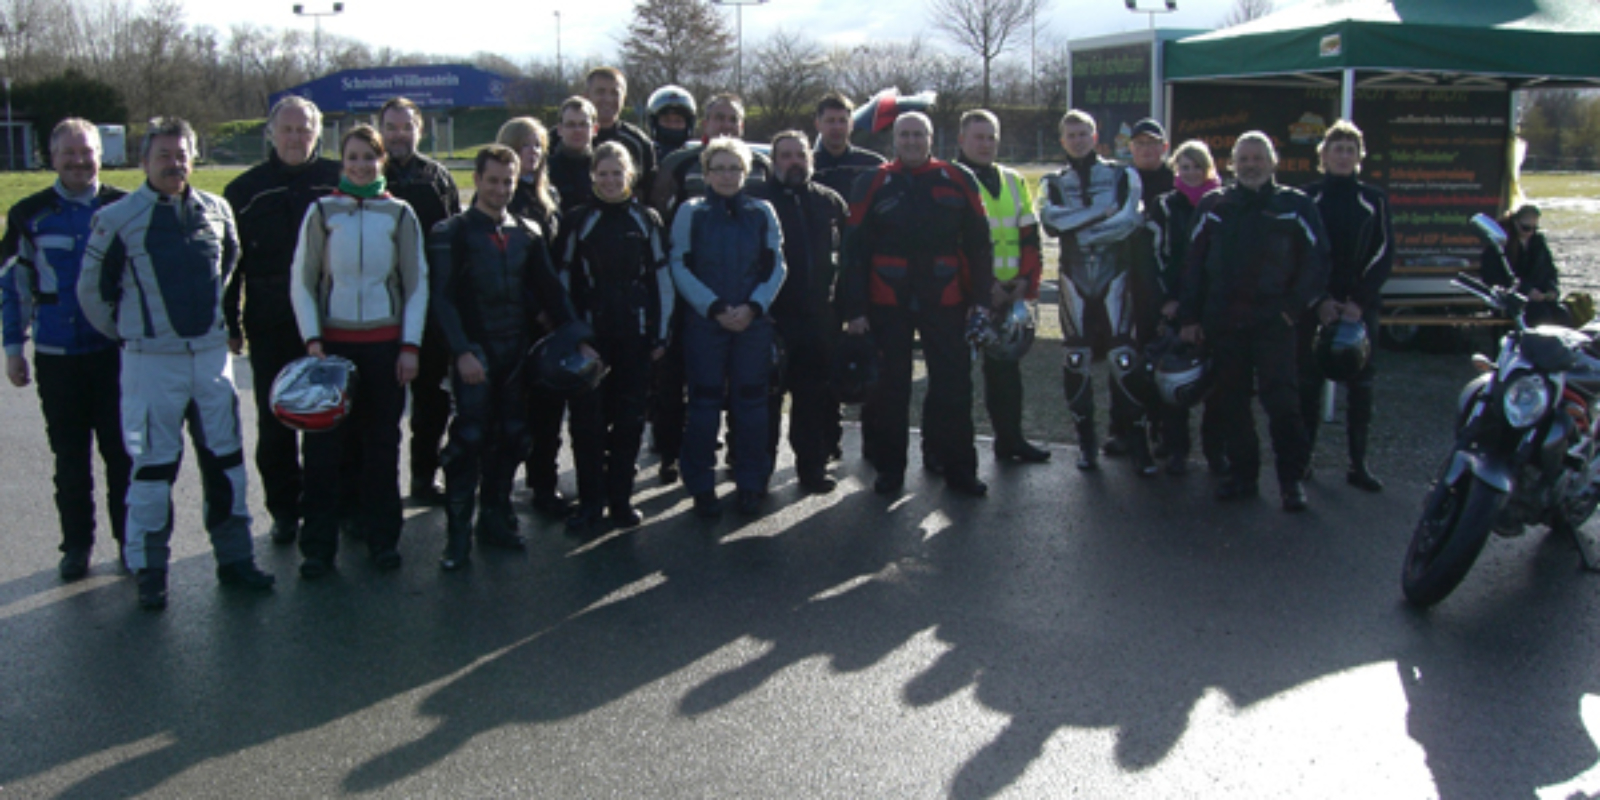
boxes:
[3,437,1595,798]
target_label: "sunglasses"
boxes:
[1519,222,1539,233]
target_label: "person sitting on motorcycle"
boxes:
[1481,203,1571,327]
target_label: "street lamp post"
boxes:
[293,3,345,77]
[3,77,12,173]
[712,0,768,95]
[554,10,562,91]
[1123,0,1177,30]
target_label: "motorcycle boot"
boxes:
[1346,425,1384,492]
[440,495,475,571]
[1075,421,1099,471]
[475,503,526,551]
[1128,421,1158,478]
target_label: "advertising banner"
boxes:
[1170,83,1340,188]
[1356,88,1509,263]
[269,65,511,113]
[1070,43,1155,160]
[1170,84,1508,265]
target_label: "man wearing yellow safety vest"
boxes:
[955,110,1050,463]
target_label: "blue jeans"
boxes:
[681,314,773,495]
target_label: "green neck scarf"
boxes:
[339,175,387,199]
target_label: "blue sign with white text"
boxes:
[269,64,511,113]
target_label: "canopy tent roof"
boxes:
[1164,0,1600,86]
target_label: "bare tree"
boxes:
[1219,0,1274,28]
[926,0,1048,107]
[747,29,827,130]
[618,0,735,99]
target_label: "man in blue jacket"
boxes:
[2,118,131,581]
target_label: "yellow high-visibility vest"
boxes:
[979,165,1035,282]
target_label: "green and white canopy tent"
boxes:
[1157,0,1600,285]
[1165,0,1600,105]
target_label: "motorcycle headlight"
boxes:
[1502,374,1551,429]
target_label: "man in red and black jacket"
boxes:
[839,112,996,498]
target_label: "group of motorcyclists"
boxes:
[4,64,1572,609]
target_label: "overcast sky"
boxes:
[184,0,1303,67]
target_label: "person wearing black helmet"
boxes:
[1180,132,1328,512]
[428,145,581,570]
[1300,119,1393,492]
[647,85,697,161]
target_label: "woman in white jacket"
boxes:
[290,124,428,578]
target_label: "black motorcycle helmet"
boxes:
[1316,319,1371,382]
[1154,341,1214,409]
[271,355,358,432]
[831,332,879,405]
[529,320,608,396]
[1112,345,1159,407]
[647,85,696,153]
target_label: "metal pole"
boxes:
[5,78,13,172]
[555,11,562,90]
[293,4,344,78]
[735,4,743,94]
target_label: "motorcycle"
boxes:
[1401,214,1600,607]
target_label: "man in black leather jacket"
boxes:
[1179,132,1329,512]
[381,96,463,505]
[1300,120,1394,492]
[223,96,342,545]
[753,130,850,493]
[428,146,575,570]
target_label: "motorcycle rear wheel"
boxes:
[1402,471,1505,607]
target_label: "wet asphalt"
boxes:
[0,354,1597,799]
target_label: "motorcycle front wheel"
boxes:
[1402,470,1506,607]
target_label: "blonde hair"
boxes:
[495,116,557,220]
[701,136,752,174]
[1169,139,1217,180]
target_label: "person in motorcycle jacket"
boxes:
[428,145,579,570]
[812,92,886,207]
[550,96,599,214]
[223,96,343,546]
[559,142,674,532]
[647,85,697,162]
[649,93,773,486]
[1300,119,1394,493]
[2,118,132,580]
[839,112,996,499]
[498,115,580,519]
[1179,132,1329,512]
[752,129,851,493]
[670,136,787,519]
[586,66,657,197]
[380,97,462,507]
[1481,203,1571,328]
[1153,139,1224,475]
[1038,109,1151,474]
